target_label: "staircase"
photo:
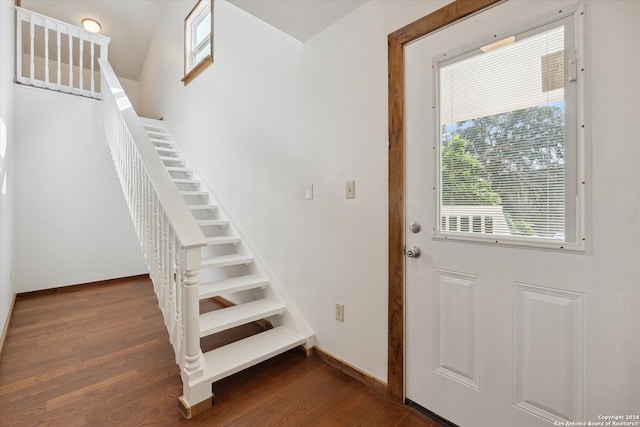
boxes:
[99,58,313,418]
[139,118,308,384]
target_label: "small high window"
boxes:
[435,9,586,251]
[182,0,213,85]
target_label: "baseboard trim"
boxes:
[405,398,459,427]
[0,293,17,360]
[16,274,150,297]
[313,346,388,397]
[211,296,274,330]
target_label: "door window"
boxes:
[435,14,586,251]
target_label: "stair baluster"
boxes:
[100,59,210,415]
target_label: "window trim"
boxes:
[182,0,213,86]
[432,6,588,253]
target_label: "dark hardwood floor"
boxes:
[0,276,438,426]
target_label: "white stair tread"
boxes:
[166,166,192,173]
[143,126,166,133]
[199,274,268,299]
[174,178,200,186]
[197,219,228,226]
[203,326,305,383]
[206,236,241,245]
[139,117,165,128]
[160,155,185,163]
[199,298,285,337]
[147,130,172,138]
[150,138,174,146]
[180,190,208,197]
[201,254,254,268]
[155,146,180,155]
[142,126,166,133]
[188,204,217,210]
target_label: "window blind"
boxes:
[438,22,568,240]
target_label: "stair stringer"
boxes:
[141,118,315,351]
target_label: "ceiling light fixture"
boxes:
[81,18,102,33]
[480,35,515,53]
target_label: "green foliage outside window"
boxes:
[442,105,565,237]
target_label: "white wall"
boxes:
[291,0,454,380]
[118,76,139,112]
[0,0,16,338]
[292,0,389,379]
[13,85,147,292]
[136,0,454,382]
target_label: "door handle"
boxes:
[406,246,421,259]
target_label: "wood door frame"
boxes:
[387,0,504,401]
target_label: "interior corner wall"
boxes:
[118,76,139,113]
[136,0,451,382]
[0,0,16,337]
[12,86,147,293]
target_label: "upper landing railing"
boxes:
[15,6,110,99]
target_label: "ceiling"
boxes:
[20,0,369,81]
[228,0,368,42]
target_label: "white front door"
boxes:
[404,1,640,426]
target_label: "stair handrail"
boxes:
[15,6,110,99]
[99,59,206,250]
[99,59,210,408]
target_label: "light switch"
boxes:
[346,180,355,199]
[336,304,344,321]
[305,184,313,200]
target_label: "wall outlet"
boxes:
[335,303,344,321]
[346,180,355,199]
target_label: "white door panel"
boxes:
[404,1,640,426]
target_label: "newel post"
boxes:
[178,246,212,418]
